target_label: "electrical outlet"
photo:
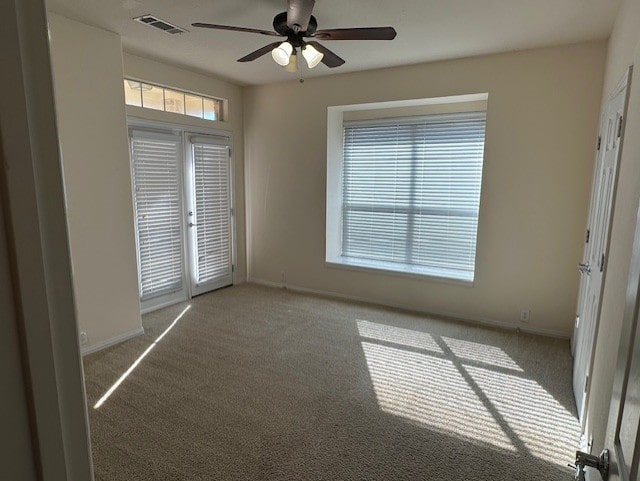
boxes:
[520,310,530,322]
[79,331,88,345]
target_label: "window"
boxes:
[327,110,487,283]
[124,79,224,121]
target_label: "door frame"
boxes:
[602,200,640,481]
[127,116,237,312]
[574,66,632,432]
[0,0,94,478]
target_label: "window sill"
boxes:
[325,256,474,286]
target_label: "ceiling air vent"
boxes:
[134,15,187,34]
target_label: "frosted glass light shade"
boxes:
[302,44,323,68]
[284,51,298,72]
[272,41,293,66]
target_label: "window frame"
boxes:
[325,97,488,285]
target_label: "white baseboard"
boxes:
[247,277,570,339]
[81,326,145,356]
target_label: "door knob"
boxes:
[572,449,609,480]
[578,263,591,274]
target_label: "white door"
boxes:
[597,201,640,481]
[130,129,188,312]
[573,68,631,423]
[186,135,234,296]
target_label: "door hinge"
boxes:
[232,264,235,272]
[618,116,623,138]
[585,228,590,244]
[597,136,602,150]
[600,253,605,272]
[585,374,590,393]
[230,207,234,216]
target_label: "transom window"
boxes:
[124,79,224,121]
[327,109,487,283]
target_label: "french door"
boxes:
[186,136,233,296]
[129,125,233,312]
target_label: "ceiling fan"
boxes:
[192,0,397,71]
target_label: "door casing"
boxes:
[601,199,640,481]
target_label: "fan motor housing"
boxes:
[273,11,317,38]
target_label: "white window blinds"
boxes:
[341,112,486,282]
[191,139,232,285]
[130,131,184,300]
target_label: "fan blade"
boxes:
[192,22,281,37]
[306,41,345,68]
[237,42,283,62]
[313,27,397,41]
[287,0,315,32]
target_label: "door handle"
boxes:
[572,449,609,480]
[578,263,591,274]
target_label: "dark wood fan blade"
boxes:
[306,41,345,68]
[192,22,281,37]
[238,42,283,62]
[287,0,315,32]
[313,27,397,40]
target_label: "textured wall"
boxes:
[49,14,143,350]
[244,41,606,337]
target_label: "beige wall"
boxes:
[244,41,606,337]
[122,53,247,282]
[585,0,640,454]
[48,14,143,351]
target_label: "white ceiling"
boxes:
[46,0,620,86]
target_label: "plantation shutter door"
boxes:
[342,112,486,282]
[189,136,232,295]
[130,130,184,301]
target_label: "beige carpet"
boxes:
[84,284,579,480]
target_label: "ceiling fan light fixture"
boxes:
[302,44,323,68]
[284,50,298,72]
[271,41,293,66]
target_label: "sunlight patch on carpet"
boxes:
[361,340,515,451]
[466,365,580,466]
[357,320,579,468]
[357,319,443,353]
[94,305,191,409]
[442,336,523,372]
